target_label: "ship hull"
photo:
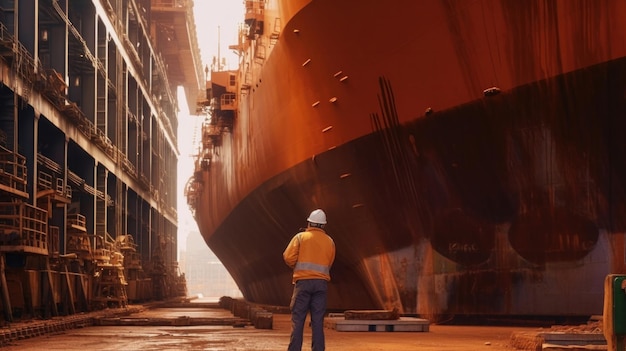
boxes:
[193,0,626,317]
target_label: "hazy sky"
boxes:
[193,1,243,72]
[177,1,243,251]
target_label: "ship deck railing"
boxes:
[0,22,15,56]
[38,171,53,190]
[119,150,136,178]
[37,153,62,175]
[67,213,87,231]
[57,178,72,199]
[38,171,72,200]
[82,183,113,205]
[115,234,138,250]
[93,247,112,264]
[0,148,28,197]
[67,169,85,188]
[0,22,39,85]
[0,201,48,255]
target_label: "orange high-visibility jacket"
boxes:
[283,227,335,284]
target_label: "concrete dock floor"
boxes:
[0,299,605,351]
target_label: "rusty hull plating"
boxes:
[189,0,626,318]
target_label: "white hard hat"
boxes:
[307,209,327,224]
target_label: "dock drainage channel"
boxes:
[93,316,251,327]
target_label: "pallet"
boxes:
[324,316,429,332]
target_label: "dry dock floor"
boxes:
[0,300,605,351]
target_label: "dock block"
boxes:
[253,311,273,329]
[324,316,429,332]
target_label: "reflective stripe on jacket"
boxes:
[283,227,335,283]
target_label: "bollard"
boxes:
[604,274,626,350]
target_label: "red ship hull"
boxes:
[190,0,626,317]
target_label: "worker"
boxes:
[283,209,336,351]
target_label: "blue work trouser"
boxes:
[288,279,328,351]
